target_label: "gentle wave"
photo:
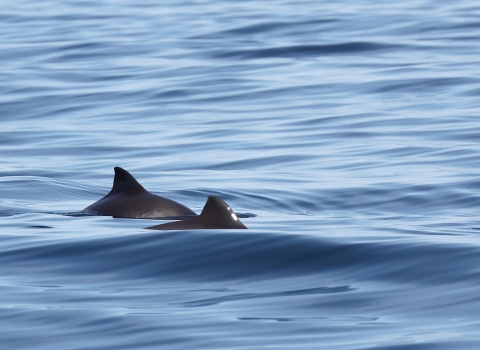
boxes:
[213,42,399,59]
[1,230,479,286]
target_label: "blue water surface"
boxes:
[2,1,480,349]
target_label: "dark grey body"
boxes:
[82,167,196,219]
[147,196,247,230]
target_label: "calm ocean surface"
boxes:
[2,1,480,349]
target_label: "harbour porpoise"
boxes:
[82,167,196,219]
[146,196,247,230]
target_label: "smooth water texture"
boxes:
[2,1,480,349]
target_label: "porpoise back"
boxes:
[82,167,196,219]
[146,196,247,230]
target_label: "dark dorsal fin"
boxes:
[109,167,147,195]
[199,196,247,229]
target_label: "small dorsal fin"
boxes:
[145,196,247,230]
[109,167,147,194]
[199,196,247,228]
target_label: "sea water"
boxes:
[2,1,480,349]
